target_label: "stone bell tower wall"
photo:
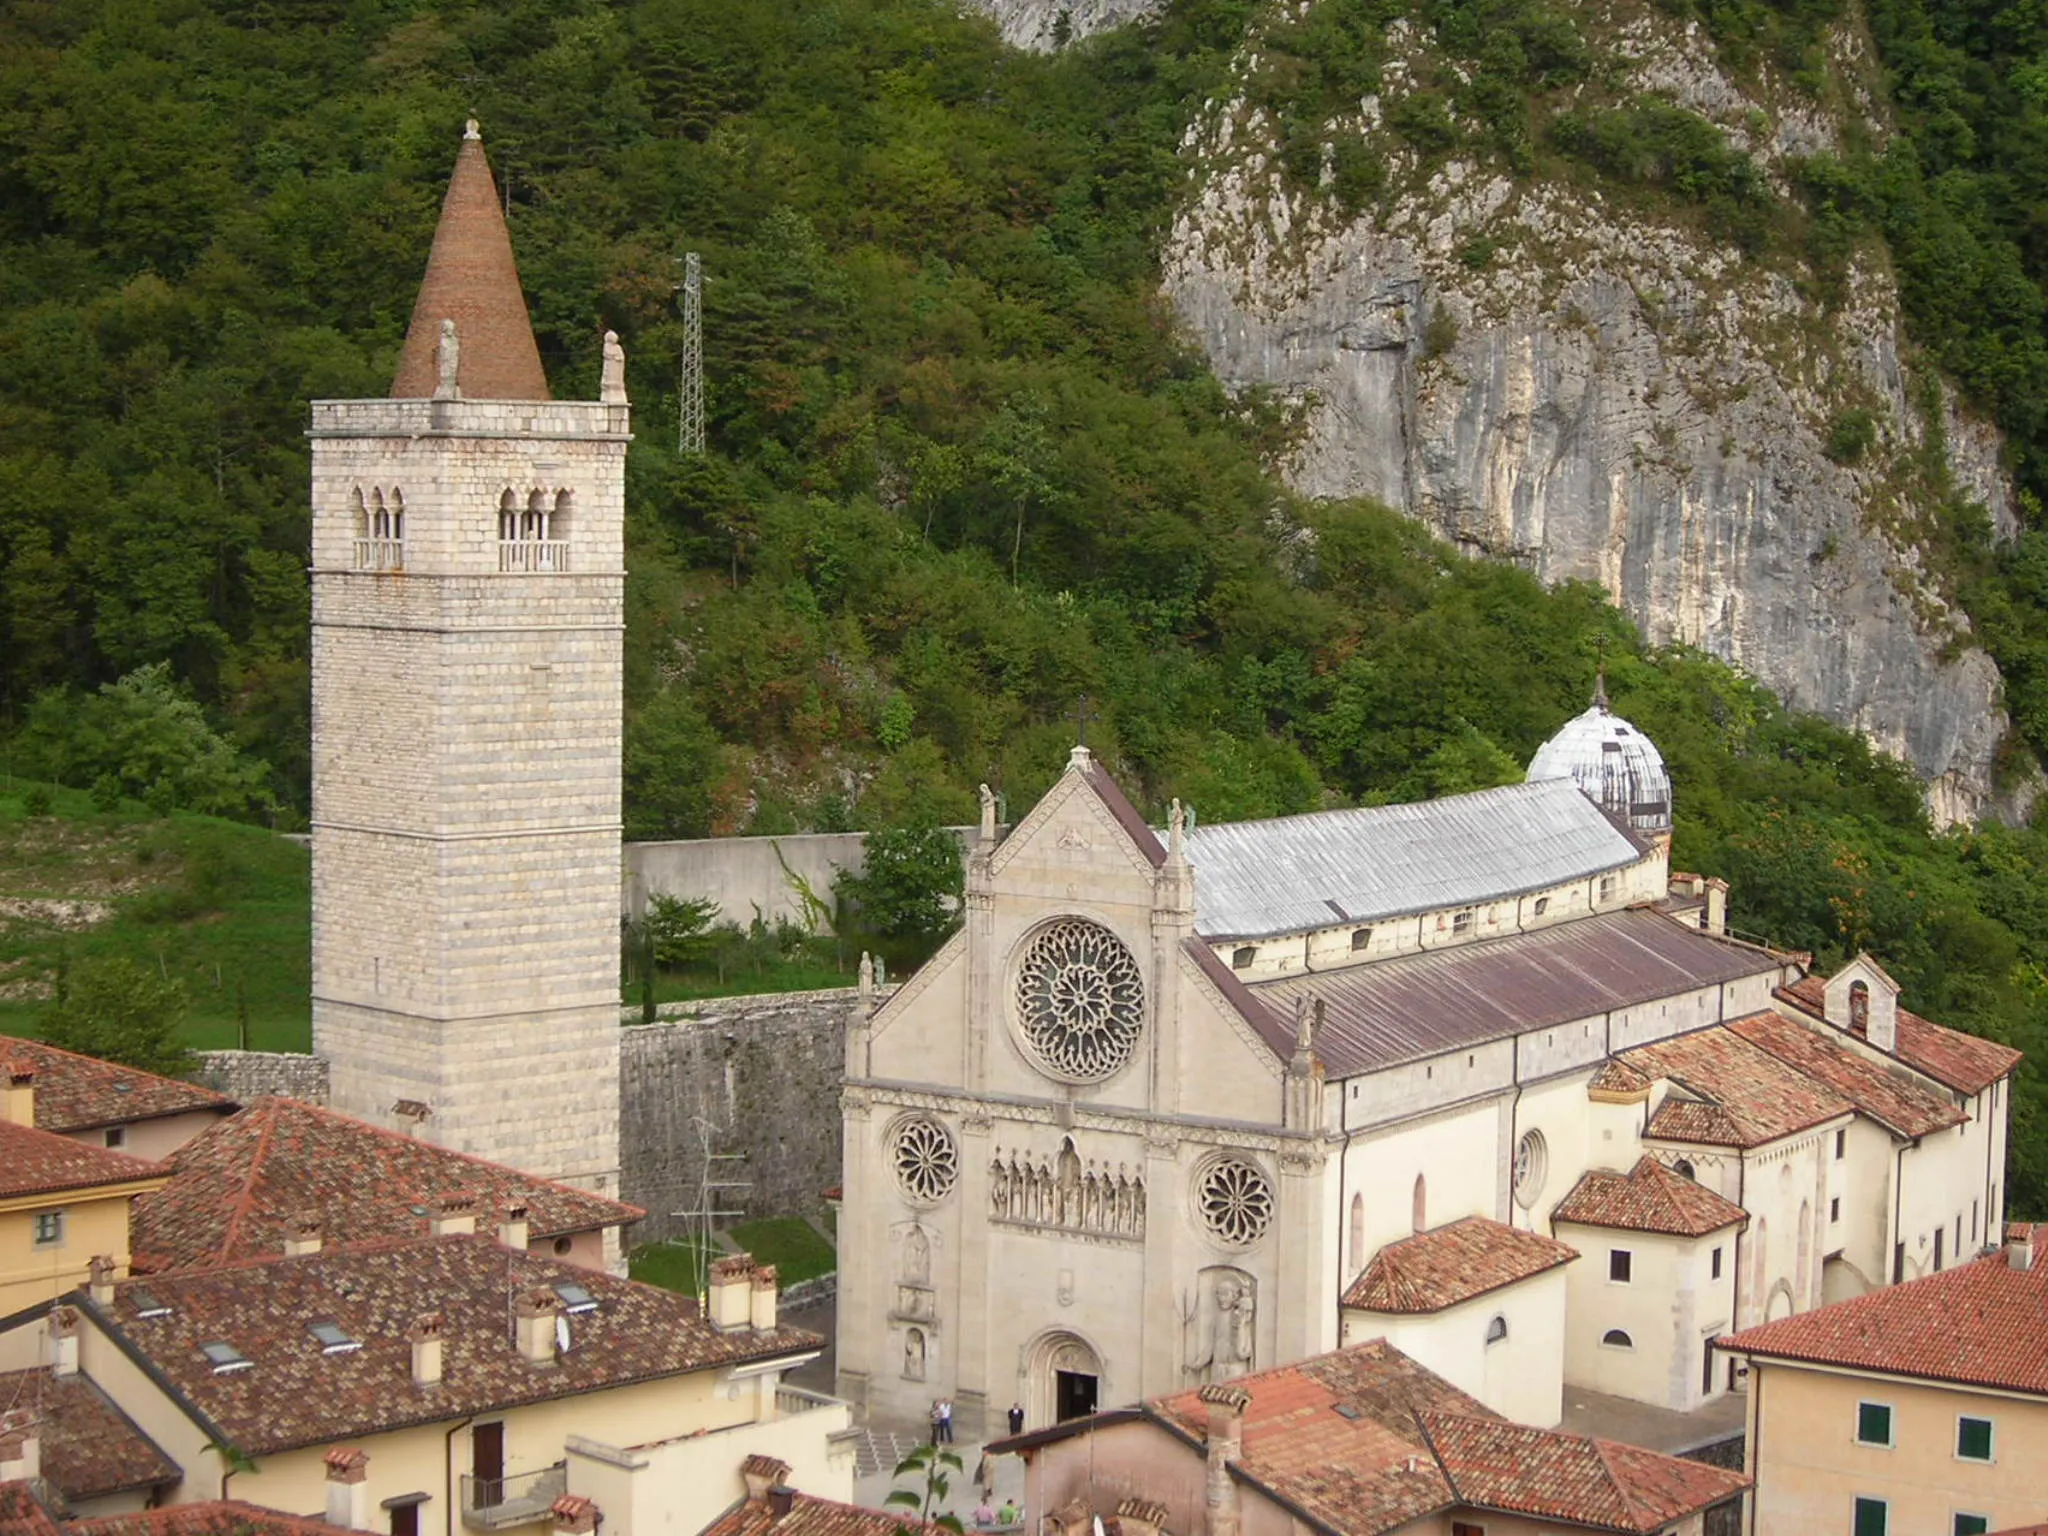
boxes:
[308,397,627,1194]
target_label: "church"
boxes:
[834,700,2020,1437]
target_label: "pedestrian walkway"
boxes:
[850,1434,1029,1528]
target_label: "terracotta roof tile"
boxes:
[74,1503,338,1536]
[1728,1010,1964,1139]
[0,1121,168,1201]
[130,1098,641,1272]
[0,1370,177,1502]
[86,1234,817,1456]
[1623,1021,1852,1148]
[1342,1217,1577,1313]
[1722,1229,2048,1394]
[1421,1412,1748,1533]
[0,1484,63,1536]
[1778,976,2021,1095]
[699,1494,937,1536]
[1587,1058,1652,1094]
[389,126,549,401]
[0,1041,229,1135]
[1551,1157,1747,1238]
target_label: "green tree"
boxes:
[38,957,198,1079]
[836,822,965,968]
[623,686,725,841]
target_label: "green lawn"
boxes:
[0,782,312,1051]
[627,1236,721,1296]
[629,1217,836,1298]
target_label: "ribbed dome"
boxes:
[1527,686,1673,836]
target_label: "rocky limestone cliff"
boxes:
[969,0,1163,48]
[1153,4,2027,823]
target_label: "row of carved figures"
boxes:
[989,1144,1146,1236]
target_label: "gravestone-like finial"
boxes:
[464,117,482,140]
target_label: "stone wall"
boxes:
[619,986,889,1242]
[195,1050,331,1105]
[623,830,971,931]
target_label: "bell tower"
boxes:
[307,122,626,1205]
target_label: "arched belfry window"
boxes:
[353,486,403,570]
[499,486,569,572]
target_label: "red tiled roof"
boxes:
[0,1369,177,1502]
[1588,1058,1652,1094]
[0,1483,63,1536]
[1343,1217,1577,1313]
[1728,1010,1964,1139]
[1421,1412,1748,1533]
[130,1097,641,1272]
[1552,1157,1747,1238]
[0,1041,230,1134]
[0,1120,168,1201]
[699,1494,936,1536]
[1624,1022,1852,1148]
[1778,976,2021,1095]
[1722,1229,2048,1395]
[86,1233,818,1456]
[74,1503,339,1536]
[389,127,549,401]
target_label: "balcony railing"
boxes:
[353,538,405,571]
[499,538,570,573]
[775,1384,845,1417]
[460,1463,566,1531]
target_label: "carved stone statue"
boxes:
[902,1224,931,1285]
[601,329,627,404]
[903,1326,926,1380]
[434,319,461,400]
[1169,797,1188,853]
[859,950,875,1002]
[979,782,998,842]
[1186,1267,1256,1384]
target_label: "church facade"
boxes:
[835,711,2018,1437]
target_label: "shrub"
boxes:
[1826,408,1879,465]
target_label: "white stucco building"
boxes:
[834,697,2020,1439]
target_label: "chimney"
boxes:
[87,1254,116,1306]
[766,1488,796,1521]
[750,1263,780,1331]
[1198,1384,1250,1536]
[742,1454,792,1502]
[2008,1223,2035,1273]
[1115,1498,1170,1536]
[708,1255,755,1331]
[408,1312,445,1387]
[3,1066,33,1128]
[551,1495,601,1536]
[1704,878,1728,936]
[499,1202,530,1251]
[48,1306,80,1379]
[0,1410,39,1484]
[432,1194,478,1238]
[285,1215,323,1258]
[324,1447,371,1531]
[1050,1499,1091,1536]
[515,1288,561,1367]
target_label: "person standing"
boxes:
[1007,1402,1024,1436]
[929,1399,944,1445]
[937,1395,955,1443]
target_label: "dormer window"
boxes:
[1849,980,1870,1038]
[499,487,571,572]
[353,487,405,570]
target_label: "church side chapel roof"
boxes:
[129,1097,643,1274]
[1550,1156,1748,1238]
[388,123,550,401]
[1142,1341,1745,1535]
[0,1367,178,1504]
[1252,909,1779,1077]
[0,1039,231,1135]
[1625,1021,1854,1149]
[1726,1009,1965,1139]
[1184,778,1648,942]
[1777,973,2022,1095]
[1342,1216,1578,1314]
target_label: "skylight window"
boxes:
[201,1341,252,1374]
[310,1321,361,1354]
[130,1288,171,1319]
[553,1281,599,1315]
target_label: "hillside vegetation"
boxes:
[6,0,2048,1206]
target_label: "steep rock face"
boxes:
[968,0,1162,49]
[1162,10,2026,823]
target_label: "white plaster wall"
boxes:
[1341,1263,1569,1426]
[1559,1226,1735,1409]
[1338,1100,1502,1262]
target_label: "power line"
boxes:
[678,251,704,456]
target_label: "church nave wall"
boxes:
[1337,1101,1505,1272]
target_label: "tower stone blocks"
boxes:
[308,393,628,1199]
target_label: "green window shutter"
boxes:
[1957,1416,1993,1460]
[1854,1497,1889,1536]
[1857,1402,1892,1445]
[1954,1515,1989,1536]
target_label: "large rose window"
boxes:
[891,1117,959,1205]
[1013,919,1145,1082]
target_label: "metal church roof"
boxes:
[1184,778,1648,941]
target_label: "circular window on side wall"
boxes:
[1012,918,1146,1083]
[1513,1129,1548,1209]
[1194,1154,1275,1248]
[891,1116,960,1206]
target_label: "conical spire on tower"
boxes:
[390,121,551,402]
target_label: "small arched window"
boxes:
[1675,1158,1697,1181]
[1350,927,1372,953]
[1602,1328,1634,1349]
[1485,1315,1508,1346]
[499,489,519,541]
[1411,1174,1427,1234]
[1849,980,1871,1038]
[1231,946,1256,970]
[1349,1192,1365,1273]
[350,487,368,537]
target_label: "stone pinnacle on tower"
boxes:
[389,120,551,401]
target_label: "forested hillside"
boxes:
[6,0,2048,1206]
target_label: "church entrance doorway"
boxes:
[1025,1330,1104,1428]
[1056,1368,1098,1421]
